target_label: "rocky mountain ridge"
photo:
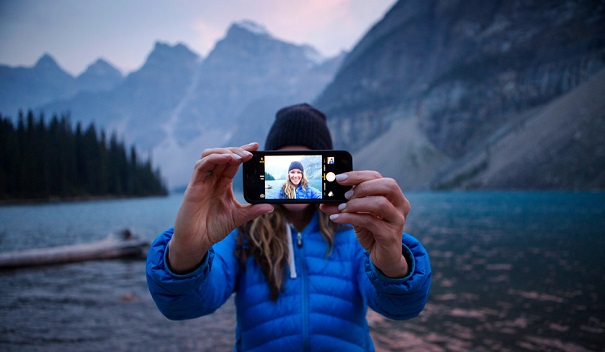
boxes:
[0,54,121,116]
[431,68,605,190]
[315,0,605,190]
[0,21,343,188]
[3,2,603,191]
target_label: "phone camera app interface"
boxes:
[263,154,323,200]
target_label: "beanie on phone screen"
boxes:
[264,103,333,151]
[288,161,304,172]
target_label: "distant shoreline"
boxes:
[0,193,170,206]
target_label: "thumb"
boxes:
[234,204,274,225]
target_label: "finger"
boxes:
[201,145,254,161]
[241,142,260,153]
[329,211,391,239]
[211,156,248,188]
[339,196,405,227]
[335,170,382,186]
[402,195,411,218]
[345,178,407,211]
[201,147,235,158]
[221,158,244,181]
[192,153,243,183]
[193,153,231,176]
[196,143,258,183]
[219,142,261,182]
[319,204,339,216]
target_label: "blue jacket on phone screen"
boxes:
[274,184,322,199]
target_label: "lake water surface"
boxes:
[1,192,604,351]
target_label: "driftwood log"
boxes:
[0,229,149,269]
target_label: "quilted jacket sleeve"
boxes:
[360,233,432,320]
[145,228,239,320]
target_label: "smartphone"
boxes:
[243,150,353,204]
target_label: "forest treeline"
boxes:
[0,110,168,200]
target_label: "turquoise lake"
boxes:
[1,191,604,351]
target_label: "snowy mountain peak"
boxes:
[302,45,324,65]
[233,20,271,36]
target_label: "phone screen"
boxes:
[243,150,352,204]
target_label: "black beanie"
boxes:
[264,103,333,150]
[288,161,304,172]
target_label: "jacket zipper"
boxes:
[295,230,309,352]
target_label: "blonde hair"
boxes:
[237,205,339,300]
[281,171,309,199]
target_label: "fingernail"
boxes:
[338,203,346,211]
[232,153,242,159]
[336,174,348,182]
[344,190,354,199]
[242,150,252,156]
[329,214,339,221]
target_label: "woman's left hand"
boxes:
[319,171,410,278]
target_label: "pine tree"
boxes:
[0,110,168,200]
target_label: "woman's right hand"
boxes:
[168,142,274,274]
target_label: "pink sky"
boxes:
[0,0,396,76]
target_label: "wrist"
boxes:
[372,248,409,279]
[167,238,209,275]
[378,255,409,279]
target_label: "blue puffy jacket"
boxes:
[273,184,322,199]
[146,211,431,351]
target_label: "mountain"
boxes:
[0,54,77,114]
[352,116,452,190]
[39,42,200,150]
[115,42,201,148]
[431,68,605,190]
[150,21,343,187]
[3,21,343,188]
[0,55,126,115]
[76,58,123,93]
[172,20,340,145]
[11,3,600,191]
[315,0,605,190]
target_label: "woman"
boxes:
[274,160,321,199]
[146,103,431,351]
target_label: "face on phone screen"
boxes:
[243,150,352,204]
